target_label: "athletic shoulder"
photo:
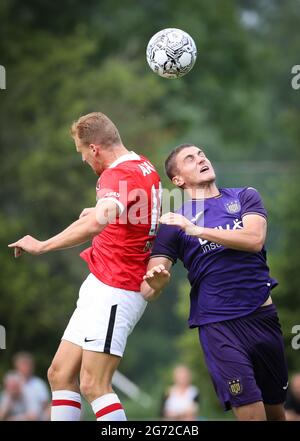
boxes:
[221,187,262,199]
[220,188,266,218]
[220,187,257,196]
[238,186,261,196]
[99,163,137,185]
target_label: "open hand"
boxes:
[160,212,202,236]
[143,264,171,291]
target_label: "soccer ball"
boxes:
[146,28,197,79]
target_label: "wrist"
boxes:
[147,289,162,302]
[186,225,204,236]
[141,282,161,301]
[39,240,49,254]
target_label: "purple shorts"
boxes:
[199,304,288,411]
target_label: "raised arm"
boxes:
[8,199,119,257]
[140,256,173,302]
[160,213,266,253]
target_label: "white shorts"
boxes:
[62,273,147,357]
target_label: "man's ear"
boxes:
[172,175,184,187]
[89,143,101,155]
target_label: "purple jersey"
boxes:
[151,187,277,327]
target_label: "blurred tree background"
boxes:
[0,0,299,420]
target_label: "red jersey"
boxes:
[80,152,162,291]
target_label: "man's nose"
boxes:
[197,155,205,164]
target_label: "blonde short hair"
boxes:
[71,112,121,147]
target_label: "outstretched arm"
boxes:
[8,199,119,257]
[141,256,172,301]
[160,213,266,253]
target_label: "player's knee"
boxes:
[79,377,97,402]
[47,364,60,387]
[234,402,267,421]
[247,413,267,421]
[80,374,110,402]
[47,363,75,389]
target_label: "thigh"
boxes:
[62,274,95,347]
[264,403,286,421]
[233,401,266,421]
[199,323,262,411]
[250,307,288,405]
[80,350,121,388]
[50,340,82,381]
[82,275,147,357]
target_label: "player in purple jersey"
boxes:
[141,144,288,421]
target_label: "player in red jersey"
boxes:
[8,112,161,421]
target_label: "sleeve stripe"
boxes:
[241,212,267,220]
[149,254,176,264]
[96,197,125,215]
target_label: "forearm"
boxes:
[9,201,120,257]
[141,258,172,301]
[140,281,163,302]
[193,226,263,252]
[41,213,103,253]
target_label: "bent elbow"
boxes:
[88,220,103,236]
[251,237,264,253]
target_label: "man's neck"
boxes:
[186,182,220,199]
[104,145,131,168]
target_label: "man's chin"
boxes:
[200,175,215,184]
[91,167,101,176]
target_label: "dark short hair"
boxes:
[165,143,195,180]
